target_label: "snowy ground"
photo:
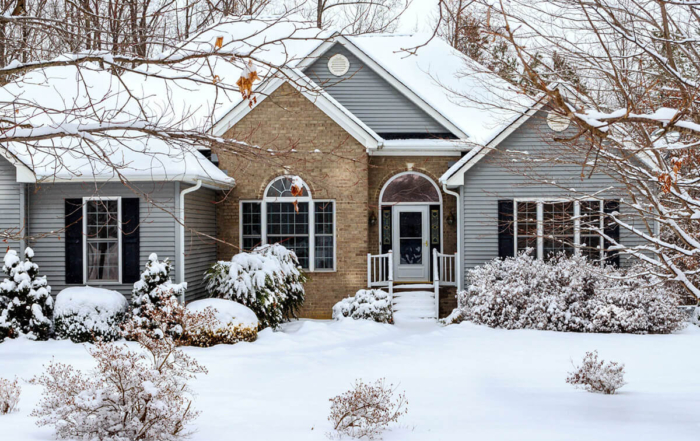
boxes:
[1,320,698,440]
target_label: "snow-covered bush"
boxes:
[332,289,393,324]
[123,292,187,342]
[455,252,686,334]
[0,377,20,414]
[205,244,307,329]
[0,248,53,341]
[53,287,128,343]
[30,335,207,441]
[184,299,258,347]
[130,254,186,338]
[566,351,626,394]
[328,379,407,440]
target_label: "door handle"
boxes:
[425,240,428,247]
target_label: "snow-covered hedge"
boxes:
[54,287,128,343]
[0,248,53,341]
[332,289,393,324]
[205,244,306,329]
[184,299,258,347]
[454,252,685,334]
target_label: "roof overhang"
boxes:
[211,67,381,149]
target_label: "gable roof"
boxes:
[212,28,535,150]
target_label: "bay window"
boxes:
[514,199,608,261]
[240,176,335,271]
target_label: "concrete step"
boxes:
[392,291,434,300]
[393,298,435,310]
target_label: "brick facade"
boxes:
[217,83,458,318]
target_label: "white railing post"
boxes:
[433,248,439,318]
[388,250,393,296]
[367,253,371,287]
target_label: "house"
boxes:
[0,17,644,320]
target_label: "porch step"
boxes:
[393,283,435,290]
[391,290,436,322]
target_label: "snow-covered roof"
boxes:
[343,33,536,145]
[0,15,332,188]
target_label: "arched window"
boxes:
[240,176,335,271]
[380,172,440,204]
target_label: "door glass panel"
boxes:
[399,211,423,265]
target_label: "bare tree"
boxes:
[459,0,700,301]
[310,0,410,33]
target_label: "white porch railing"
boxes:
[367,251,393,295]
[432,249,457,318]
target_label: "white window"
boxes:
[83,197,121,283]
[514,199,606,261]
[240,176,336,271]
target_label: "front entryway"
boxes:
[393,205,430,281]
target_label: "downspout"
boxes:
[442,184,463,292]
[177,179,202,303]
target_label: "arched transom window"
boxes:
[381,172,440,204]
[240,176,335,271]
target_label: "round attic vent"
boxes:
[328,54,349,76]
[547,111,570,132]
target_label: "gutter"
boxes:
[442,183,463,292]
[177,179,202,302]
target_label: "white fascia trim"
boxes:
[28,175,234,190]
[0,150,37,182]
[442,98,549,187]
[211,68,381,149]
[369,148,463,157]
[332,36,469,140]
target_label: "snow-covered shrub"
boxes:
[0,377,20,414]
[0,248,53,341]
[123,292,187,342]
[54,287,128,343]
[328,379,407,440]
[183,299,258,347]
[455,251,686,334]
[566,350,626,394]
[129,254,186,338]
[332,289,393,324]
[30,335,207,441]
[205,244,307,329]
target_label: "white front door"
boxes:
[393,205,430,281]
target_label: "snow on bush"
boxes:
[566,351,626,395]
[328,378,407,440]
[184,299,258,347]
[130,254,186,339]
[30,335,207,441]
[455,251,686,334]
[0,377,20,415]
[54,287,128,343]
[0,248,53,341]
[332,289,393,324]
[205,244,306,329]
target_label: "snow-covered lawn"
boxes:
[1,320,698,440]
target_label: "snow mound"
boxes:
[187,299,258,329]
[54,287,128,342]
[55,287,128,317]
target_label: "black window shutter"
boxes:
[121,198,140,283]
[497,200,515,259]
[65,199,84,284]
[604,200,620,268]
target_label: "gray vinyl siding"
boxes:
[27,182,178,300]
[184,187,218,301]
[303,44,451,135]
[0,157,22,251]
[461,110,648,284]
